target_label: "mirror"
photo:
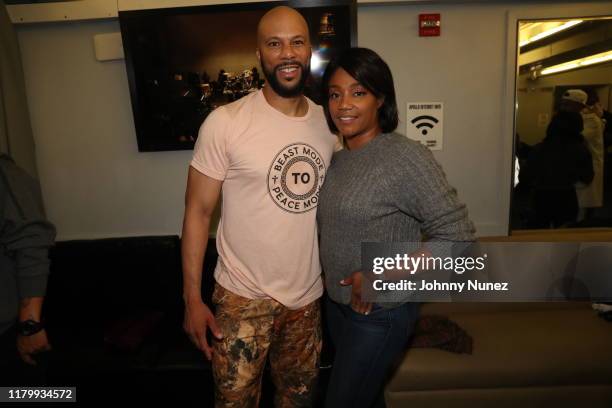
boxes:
[511,16,612,230]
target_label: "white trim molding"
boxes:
[7,0,117,24]
[117,0,281,12]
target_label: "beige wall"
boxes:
[18,20,190,240]
[16,1,612,240]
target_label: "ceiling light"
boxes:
[540,50,612,76]
[519,20,583,48]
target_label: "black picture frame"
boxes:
[119,0,357,152]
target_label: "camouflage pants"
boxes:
[212,283,322,408]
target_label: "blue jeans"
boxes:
[324,297,419,408]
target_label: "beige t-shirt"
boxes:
[191,90,335,309]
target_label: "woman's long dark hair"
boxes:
[321,47,399,134]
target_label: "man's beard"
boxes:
[261,61,310,98]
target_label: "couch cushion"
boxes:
[385,385,612,408]
[420,301,590,316]
[388,308,612,391]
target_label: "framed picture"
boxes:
[119,0,356,152]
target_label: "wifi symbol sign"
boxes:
[411,115,439,136]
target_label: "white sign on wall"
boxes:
[407,102,444,150]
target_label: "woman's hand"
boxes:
[340,271,373,315]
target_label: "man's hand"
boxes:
[340,271,372,315]
[17,329,51,366]
[184,300,223,360]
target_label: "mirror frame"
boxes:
[504,4,612,235]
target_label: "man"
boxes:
[559,89,588,115]
[560,89,604,221]
[181,6,336,407]
[0,154,55,384]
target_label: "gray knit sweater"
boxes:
[0,155,56,335]
[317,133,475,305]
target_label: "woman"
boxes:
[317,48,475,408]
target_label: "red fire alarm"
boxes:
[419,13,441,37]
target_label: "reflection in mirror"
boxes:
[511,17,612,231]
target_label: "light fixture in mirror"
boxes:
[519,20,583,48]
[541,50,612,76]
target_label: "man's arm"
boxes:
[1,155,56,365]
[181,166,223,360]
[18,297,43,322]
[17,297,51,365]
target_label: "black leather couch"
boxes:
[44,235,217,405]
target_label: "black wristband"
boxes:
[17,319,44,336]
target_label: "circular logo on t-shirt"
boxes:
[267,143,326,213]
